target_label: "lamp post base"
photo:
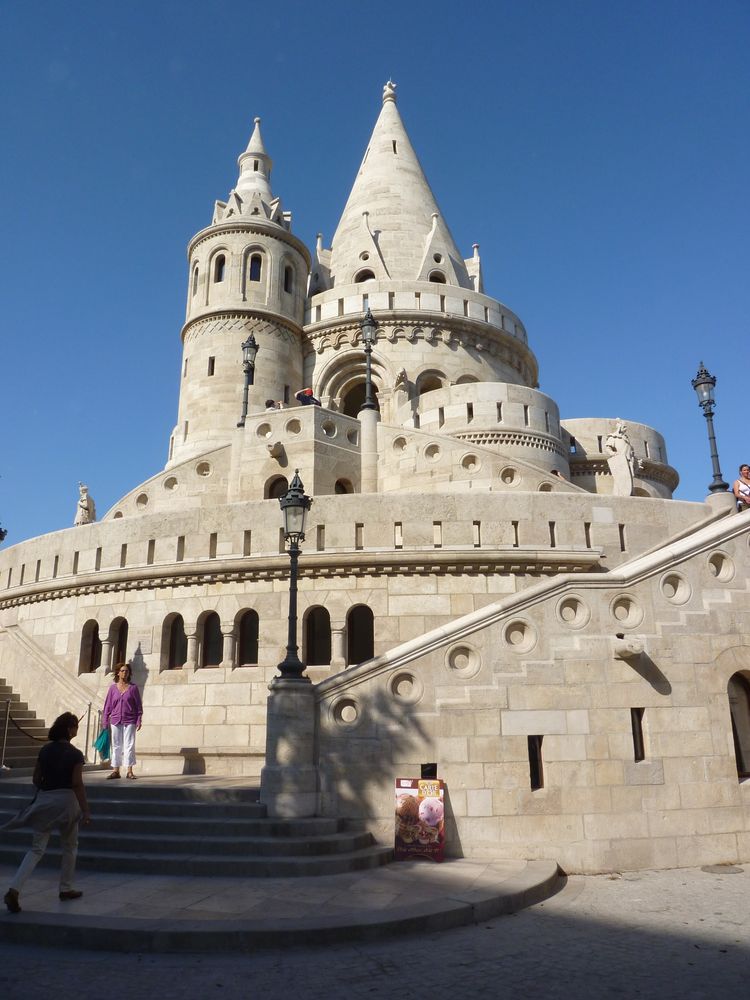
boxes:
[260,676,318,818]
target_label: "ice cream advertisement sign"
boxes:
[394,778,445,862]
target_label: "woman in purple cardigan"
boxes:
[102,663,143,780]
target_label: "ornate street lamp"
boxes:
[237,333,259,427]
[691,362,729,494]
[277,470,313,678]
[360,308,378,411]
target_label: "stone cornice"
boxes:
[0,547,603,610]
[188,222,310,264]
[569,457,679,490]
[180,309,303,345]
[303,312,539,386]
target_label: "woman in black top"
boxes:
[3,712,91,914]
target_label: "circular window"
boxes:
[708,551,734,582]
[322,420,337,438]
[446,644,481,679]
[331,697,360,728]
[433,253,443,263]
[425,443,441,462]
[610,595,644,629]
[135,493,149,509]
[196,462,211,478]
[538,482,553,492]
[359,251,370,261]
[285,419,301,435]
[389,671,424,704]
[393,436,408,453]
[503,619,538,653]
[164,477,178,492]
[113,511,123,519]
[500,466,518,486]
[461,454,480,473]
[256,423,273,439]
[660,573,691,605]
[346,428,359,445]
[556,596,590,629]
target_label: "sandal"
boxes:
[126,773,137,780]
[4,889,20,914]
[106,772,121,780]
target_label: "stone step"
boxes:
[0,841,393,877]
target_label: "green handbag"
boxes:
[93,728,111,760]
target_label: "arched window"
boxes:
[249,254,262,282]
[265,475,288,499]
[238,610,259,666]
[417,375,443,395]
[354,269,376,283]
[305,607,331,666]
[111,617,128,664]
[342,381,379,417]
[456,374,479,385]
[192,265,199,296]
[347,605,374,665]
[214,255,226,283]
[428,270,446,283]
[79,620,102,674]
[201,612,222,668]
[728,672,750,778]
[283,265,294,294]
[167,615,187,669]
[335,479,354,494]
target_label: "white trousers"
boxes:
[12,822,79,893]
[110,723,137,768]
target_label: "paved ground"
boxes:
[0,865,747,999]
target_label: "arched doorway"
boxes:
[347,605,374,665]
[305,607,331,666]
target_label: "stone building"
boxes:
[0,82,748,873]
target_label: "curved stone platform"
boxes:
[0,857,563,952]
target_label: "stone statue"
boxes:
[394,368,409,391]
[605,420,638,497]
[74,483,96,526]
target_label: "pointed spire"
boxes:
[328,83,470,287]
[236,117,274,201]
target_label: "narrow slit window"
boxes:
[388,292,395,310]
[243,530,252,556]
[569,437,577,454]
[440,295,445,312]
[119,544,127,569]
[209,532,218,559]
[415,292,421,309]
[249,254,262,282]
[316,525,325,552]
[95,548,102,571]
[52,555,59,579]
[355,523,364,551]
[19,564,25,585]
[473,521,481,548]
[497,402,503,422]
[192,265,199,296]
[467,403,474,422]
[72,552,79,575]
[512,521,519,548]
[631,708,645,762]
[433,521,442,548]
[213,255,226,283]
[147,540,155,566]
[176,536,185,562]
[438,406,444,428]
[584,522,592,548]
[392,139,397,154]
[35,559,41,582]
[483,306,489,322]
[7,568,12,588]
[463,300,469,317]
[184,421,189,441]
[284,385,290,404]
[618,524,627,552]
[169,437,174,460]
[528,735,544,790]
[544,411,550,433]
[207,356,215,376]
[394,522,403,550]
[597,435,603,452]
[183,358,188,378]
[284,266,293,293]
[523,404,530,427]
[315,305,322,322]
[548,522,556,548]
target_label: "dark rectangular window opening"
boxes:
[523,404,530,427]
[467,403,474,423]
[597,435,603,453]
[72,552,79,575]
[618,523,627,552]
[119,544,127,569]
[433,521,442,548]
[19,564,25,585]
[355,523,364,551]
[584,522,592,549]
[512,520,519,548]
[438,406,444,428]
[207,356,215,376]
[497,402,503,422]
[95,547,102,571]
[284,385,290,404]
[394,522,403,550]
[209,533,218,559]
[388,292,395,310]
[316,525,325,552]
[472,521,481,548]
[53,556,59,579]
[631,708,645,762]
[6,568,12,588]
[176,536,185,562]
[569,437,577,454]
[528,735,544,790]
[147,539,155,566]
[243,530,252,557]
[548,521,556,548]
[35,560,41,582]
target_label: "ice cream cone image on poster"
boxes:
[394,777,445,861]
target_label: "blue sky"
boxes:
[1,0,748,545]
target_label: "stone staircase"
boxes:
[0,777,392,877]
[0,679,48,771]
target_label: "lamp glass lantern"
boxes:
[241,333,259,367]
[361,309,377,347]
[279,471,312,543]
[691,362,716,408]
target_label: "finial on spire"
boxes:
[254,116,261,125]
[383,80,397,104]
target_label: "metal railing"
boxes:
[0,699,93,770]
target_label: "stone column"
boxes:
[260,677,318,817]
[330,626,346,670]
[184,625,199,673]
[220,624,236,670]
[96,638,113,676]
[359,407,379,493]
